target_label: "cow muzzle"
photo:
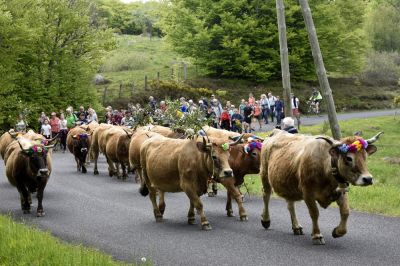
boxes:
[81,148,88,153]
[221,169,233,178]
[37,168,49,179]
[355,175,373,186]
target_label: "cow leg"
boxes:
[304,196,325,245]
[17,185,31,214]
[105,156,115,177]
[221,178,247,220]
[121,163,128,180]
[183,186,211,230]
[187,201,196,225]
[81,159,87,174]
[207,180,215,197]
[115,163,122,179]
[158,191,166,215]
[332,193,349,238]
[287,200,303,235]
[261,173,272,229]
[212,182,218,195]
[36,180,48,217]
[226,190,233,217]
[93,151,99,175]
[75,157,81,172]
[149,187,163,222]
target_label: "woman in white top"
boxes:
[58,113,68,152]
[87,108,98,123]
[41,119,52,139]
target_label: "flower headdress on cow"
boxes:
[244,136,263,154]
[72,133,90,140]
[338,138,368,153]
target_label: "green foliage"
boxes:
[160,0,368,81]
[149,80,213,101]
[0,215,132,265]
[94,0,163,36]
[360,51,400,86]
[0,0,115,130]
[366,0,400,52]
[394,96,400,107]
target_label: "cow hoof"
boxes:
[213,189,218,196]
[261,219,271,229]
[155,216,163,223]
[227,211,234,217]
[82,168,87,174]
[293,227,304,235]
[201,223,212,231]
[188,218,196,225]
[37,211,45,217]
[208,192,215,197]
[240,216,248,221]
[23,209,31,214]
[94,170,99,175]
[312,235,325,245]
[332,227,346,238]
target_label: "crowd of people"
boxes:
[13,88,322,150]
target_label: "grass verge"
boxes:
[244,115,400,216]
[0,215,133,265]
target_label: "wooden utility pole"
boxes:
[276,0,293,118]
[299,0,341,139]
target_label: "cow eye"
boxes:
[346,156,353,163]
[212,155,218,160]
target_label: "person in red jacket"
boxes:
[219,107,231,130]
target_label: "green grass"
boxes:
[0,215,135,265]
[244,115,400,216]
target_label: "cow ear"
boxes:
[196,142,207,152]
[329,147,339,159]
[366,145,377,156]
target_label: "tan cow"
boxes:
[0,130,18,159]
[260,130,382,245]
[140,136,238,230]
[90,124,113,175]
[201,125,254,140]
[129,130,161,185]
[105,128,133,179]
[4,136,55,216]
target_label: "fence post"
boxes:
[157,72,160,88]
[131,82,135,97]
[103,86,108,106]
[144,75,148,91]
[119,83,122,98]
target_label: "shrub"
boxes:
[360,51,400,86]
[394,96,400,107]
[100,52,149,72]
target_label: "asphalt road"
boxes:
[1,109,400,266]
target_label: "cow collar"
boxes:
[331,157,349,193]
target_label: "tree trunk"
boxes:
[276,0,293,118]
[299,0,341,140]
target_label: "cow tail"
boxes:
[139,183,149,197]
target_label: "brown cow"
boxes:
[129,130,161,185]
[0,130,18,159]
[105,128,133,179]
[67,127,91,173]
[90,124,113,175]
[260,130,382,245]
[140,136,239,230]
[4,136,55,216]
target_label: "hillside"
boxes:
[97,35,400,111]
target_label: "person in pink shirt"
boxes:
[50,112,60,138]
[248,93,255,106]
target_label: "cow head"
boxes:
[197,135,243,179]
[18,139,54,180]
[328,132,382,186]
[72,133,90,156]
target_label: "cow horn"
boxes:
[48,134,59,143]
[8,130,18,138]
[316,136,342,147]
[123,128,133,138]
[366,132,384,144]
[44,144,55,149]
[253,136,265,142]
[229,134,244,146]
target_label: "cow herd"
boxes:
[0,122,383,245]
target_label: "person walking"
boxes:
[239,99,246,117]
[231,109,243,133]
[15,114,28,133]
[58,113,68,153]
[66,107,78,129]
[243,101,253,133]
[291,93,300,127]
[260,94,270,124]
[219,107,231,130]
[252,101,263,130]
[267,92,277,123]
[274,96,284,125]
[50,112,60,138]
[282,117,298,134]
[87,108,98,123]
[41,119,52,139]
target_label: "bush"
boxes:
[100,52,149,72]
[395,96,400,107]
[360,51,400,86]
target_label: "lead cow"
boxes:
[140,136,237,230]
[260,130,382,245]
[4,136,55,216]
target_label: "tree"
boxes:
[160,0,368,81]
[0,0,115,130]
